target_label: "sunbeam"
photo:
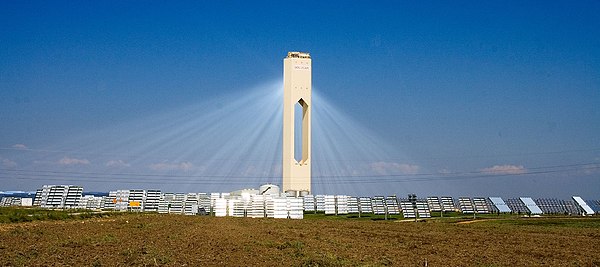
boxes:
[3,79,449,195]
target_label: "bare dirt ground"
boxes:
[1,214,599,266]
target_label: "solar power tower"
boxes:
[283,52,312,195]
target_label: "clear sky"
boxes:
[1,1,599,198]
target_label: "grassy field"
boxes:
[0,210,599,266]
[0,207,120,223]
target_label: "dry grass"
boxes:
[1,213,599,266]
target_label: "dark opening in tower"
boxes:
[294,98,308,164]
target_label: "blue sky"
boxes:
[1,1,599,198]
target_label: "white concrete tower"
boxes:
[283,52,312,195]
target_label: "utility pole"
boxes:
[384,202,388,221]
